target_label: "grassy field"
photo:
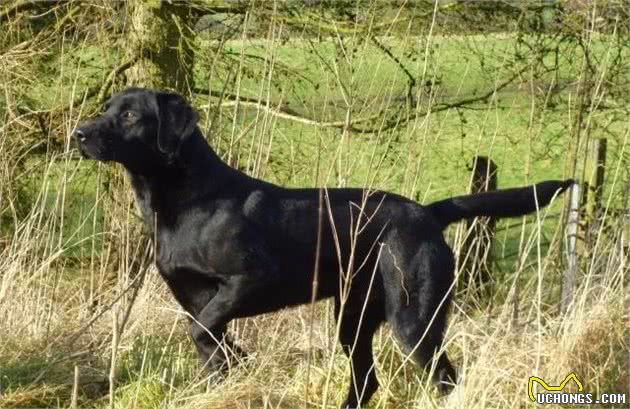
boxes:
[1,22,628,409]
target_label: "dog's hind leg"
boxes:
[335,300,384,409]
[382,238,457,394]
[390,303,456,394]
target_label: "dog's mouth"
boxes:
[75,139,111,161]
[69,133,90,159]
[77,144,91,159]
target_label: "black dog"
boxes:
[75,88,572,408]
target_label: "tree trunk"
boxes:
[126,1,195,92]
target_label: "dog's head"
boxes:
[75,88,198,171]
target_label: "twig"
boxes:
[305,188,324,402]
[96,53,142,104]
[280,2,461,35]
[198,63,534,134]
[193,86,282,107]
[29,244,152,386]
[71,365,79,409]
[117,242,153,340]
[109,312,118,409]
[52,52,142,117]
[181,1,250,16]
[31,350,92,384]
[213,99,379,129]
[0,0,63,23]
[349,63,534,134]
[369,35,416,104]
[66,245,152,348]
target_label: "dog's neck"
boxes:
[127,131,234,230]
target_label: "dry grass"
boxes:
[0,205,627,409]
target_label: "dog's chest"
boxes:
[154,208,245,276]
[155,219,214,275]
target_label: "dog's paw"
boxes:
[433,366,458,396]
[339,401,359,409]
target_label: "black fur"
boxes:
[75,88,572,409]
[428,179,574,229]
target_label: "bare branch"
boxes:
[96,54,142,103]
[196,63,532,135]
[369,35,416,105]
[215,99,380,129]
[0,0,64,23]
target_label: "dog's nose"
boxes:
[74,129,87,143]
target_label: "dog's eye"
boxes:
[121,111,137,120]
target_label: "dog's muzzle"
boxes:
[73,127,102,159]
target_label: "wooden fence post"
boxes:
[460,156,498,296]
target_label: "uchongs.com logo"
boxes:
[528,372,627,406]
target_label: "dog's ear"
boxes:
[154,92,199,158]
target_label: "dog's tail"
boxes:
[427,179,574,229]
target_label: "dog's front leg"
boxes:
[191,274,258,373]
[160,272,247,373]
[190,322,246,374]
